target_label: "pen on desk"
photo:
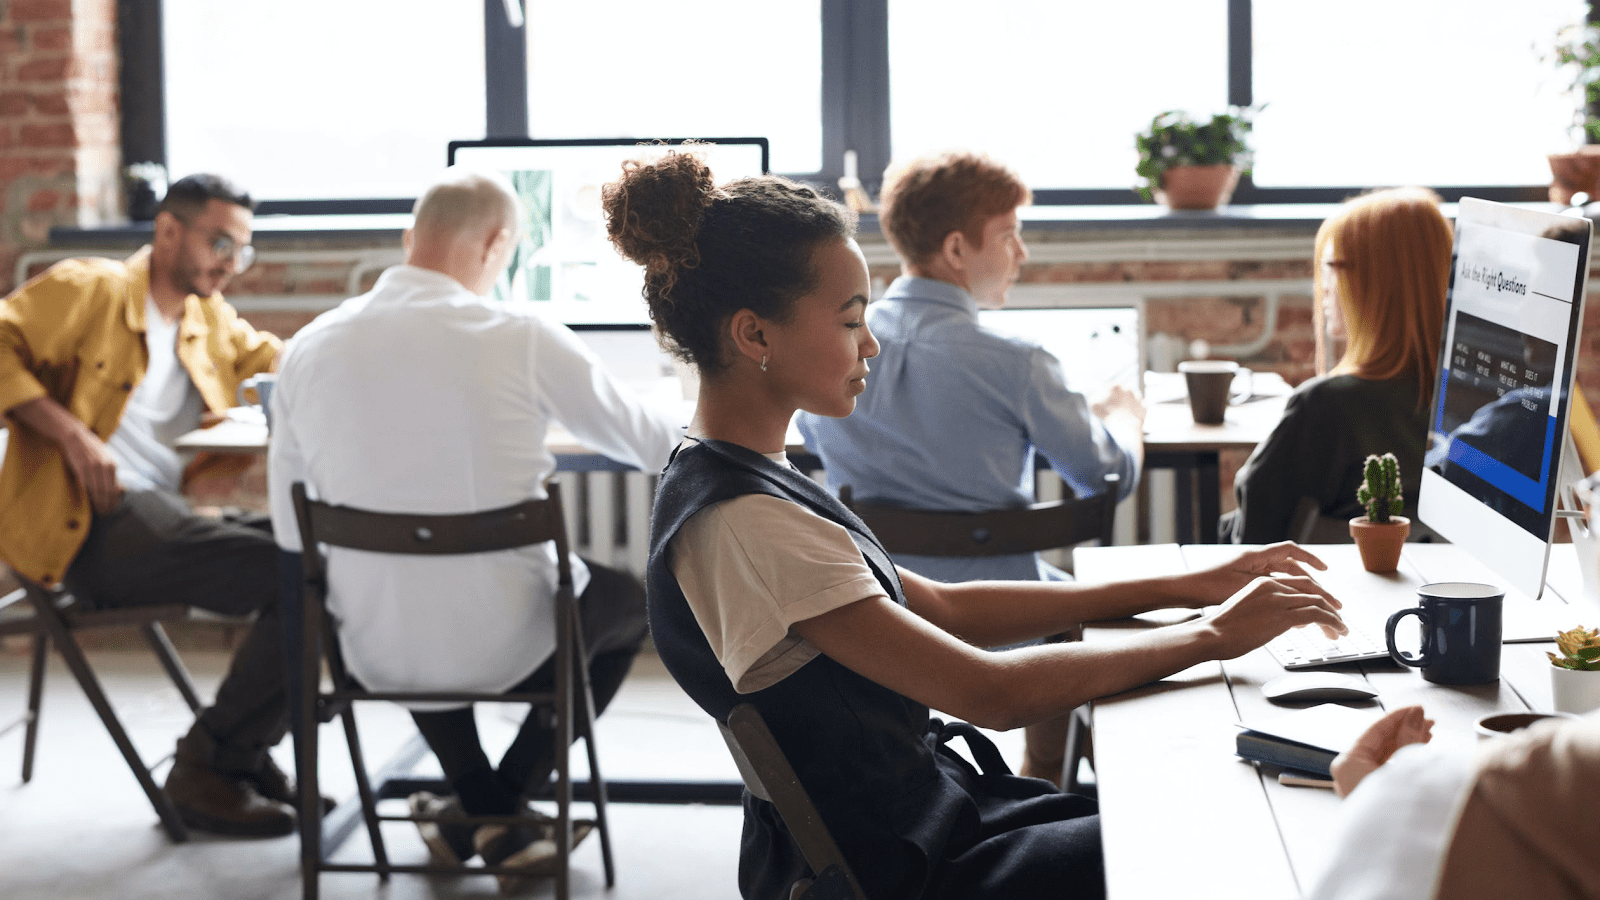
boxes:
[1278,772,1335,789]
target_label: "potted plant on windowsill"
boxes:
[1549,625,1600,715]
[1350,453,1410,573]
[1544,22,1600,205]
[1134,109,1254,211]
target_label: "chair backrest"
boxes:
[289,480,575,703]
[290,481,571,566]
[840,472,1119,558]
[717,703,864,900]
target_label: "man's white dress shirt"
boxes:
[269,265,681,702]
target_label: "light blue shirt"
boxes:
[797,276,1139,583]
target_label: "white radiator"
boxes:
[552,467,1137,580]
[550,470,660,578]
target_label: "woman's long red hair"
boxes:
[1313,187,1453,408]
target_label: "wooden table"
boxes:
[1141,371,1289,544]
[1075,541,1577,900]
[179,372,1287,542]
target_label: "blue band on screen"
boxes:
[1445,415,1557,513]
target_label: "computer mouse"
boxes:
[1261,672,1379,704]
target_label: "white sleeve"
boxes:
[267,336,308,552]
[669,493,888,693]
[529,316,684,472]
[1304,742,1476,900]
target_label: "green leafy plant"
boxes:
[1547,23,1600,145]
[1134,108,1255,202]
[1356,453,1404,524]
[1548,625,1600,670]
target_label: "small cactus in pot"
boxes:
[1351,453,1410,572]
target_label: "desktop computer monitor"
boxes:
[446,137,770,327]
[1418,197,1592,601]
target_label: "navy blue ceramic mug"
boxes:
[1385,582,1504,685]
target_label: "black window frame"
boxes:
[119,0,1592,214]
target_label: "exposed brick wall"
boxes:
[0,0,121,297]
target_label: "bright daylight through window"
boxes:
[162,0,1592,203]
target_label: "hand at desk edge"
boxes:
[1331,705,1435,797]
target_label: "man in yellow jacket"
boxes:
[0,174,296,837]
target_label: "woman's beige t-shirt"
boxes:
[668,451,888,693]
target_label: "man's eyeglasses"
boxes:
[207,232,256,273]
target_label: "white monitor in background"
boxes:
[977,306,1143,402]
[446,137,770,327]
[1419,197,1592,602]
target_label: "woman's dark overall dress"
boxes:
[645,439,1104,900]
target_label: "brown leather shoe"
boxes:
[249,756,336,815]
[164,758,296,838]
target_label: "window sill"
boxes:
[49,201,1561,248]
[49,214,413,247]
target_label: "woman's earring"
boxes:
[760,354,768,373]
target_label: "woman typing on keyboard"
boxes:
[606,147,1348,900]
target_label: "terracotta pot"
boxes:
[1156,164,1240,211]
[1546,147,1600,205]
[1349,515,1409,573]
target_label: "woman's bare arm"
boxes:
[792,562,1344,731]
[901,542,1338,649]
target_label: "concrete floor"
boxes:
[0,638,1030,900]
[0,646,748,900]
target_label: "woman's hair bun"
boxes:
[603,149,718,280]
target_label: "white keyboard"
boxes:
[1266,620,1388,669]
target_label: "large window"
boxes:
[525,1,821,175]
[1250,0,1581,189]
[889,0,1227,191]
[143,0,1596,206]
[163,0,484,203]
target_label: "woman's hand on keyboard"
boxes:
[1221,541,1330,580]
[1184,541,1338,609]
[1201,572,1348,659]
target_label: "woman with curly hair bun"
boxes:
[609,149,1344,900]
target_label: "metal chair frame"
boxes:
[0,579,205,842]
[717,703,865,900]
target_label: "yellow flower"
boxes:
[1551,625,1600,670]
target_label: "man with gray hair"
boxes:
[268,167,681,886]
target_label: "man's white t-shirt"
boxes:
[269,265,683,703]
[106,297,205,492]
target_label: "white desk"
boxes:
[1075,542,1580,900]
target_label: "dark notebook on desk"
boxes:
[1235,703,1381,778]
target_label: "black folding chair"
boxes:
[290,481,614,900]
[718,703,865,900]
[0,577,206,841]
